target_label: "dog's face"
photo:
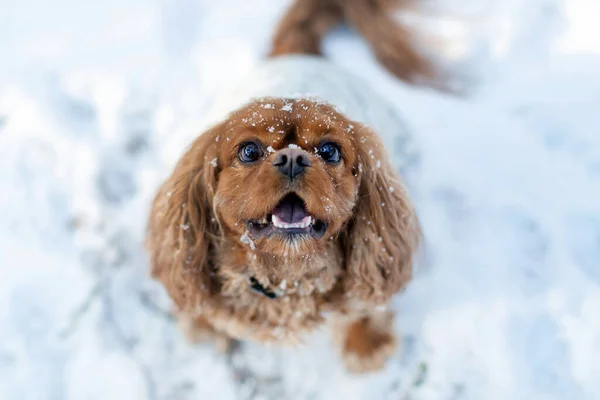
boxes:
[148,97,420,309]
[214,99,359,256]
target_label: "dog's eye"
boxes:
[238,142,263,163]
[318,142,341,163]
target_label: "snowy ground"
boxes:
[1,0,600,399]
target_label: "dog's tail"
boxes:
[269,0,438,86]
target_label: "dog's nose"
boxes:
[272,148,311,179]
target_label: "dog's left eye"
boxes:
[238,142,263,163]
[318,142,341,163]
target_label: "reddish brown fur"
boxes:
[148,0,429,372]
[270,0,343,57]
[147,98,420,368]
[340,310,397,373]
[270,0,442,87]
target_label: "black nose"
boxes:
[272,148,311,179]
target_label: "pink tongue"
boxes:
[272,195,308,223]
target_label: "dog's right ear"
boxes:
[146,123,224,311]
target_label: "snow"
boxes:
[1,0,599,399]
[280,103,293,112]
[240,230,256,251]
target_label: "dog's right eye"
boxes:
[238,142,263,163]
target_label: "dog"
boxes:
[147,0,439,373]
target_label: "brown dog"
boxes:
[147,0,436,373]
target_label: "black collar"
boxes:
[249,277,277,299]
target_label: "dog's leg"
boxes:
[178,314,234,352]
[334,309,398,373]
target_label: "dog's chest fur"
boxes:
[199,242,345,342]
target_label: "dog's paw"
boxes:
[341,317,398,373]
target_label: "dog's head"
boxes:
[148,98,420,309]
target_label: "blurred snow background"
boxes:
[1,0,599,399]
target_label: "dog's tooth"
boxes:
[273,214,284,228]
[272,214,316,230]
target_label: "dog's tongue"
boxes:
[272,194,308,223]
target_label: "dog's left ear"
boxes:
[146,123,224,311]
[341,126,421,304]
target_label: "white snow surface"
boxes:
[1,0,600,399]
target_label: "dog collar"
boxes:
[249,277,277,299]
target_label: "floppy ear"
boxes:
[342,126,421,304]
[146,124,223,311]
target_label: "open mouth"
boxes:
[247,193,328,239]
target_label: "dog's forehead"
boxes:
[227,98,355,143]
